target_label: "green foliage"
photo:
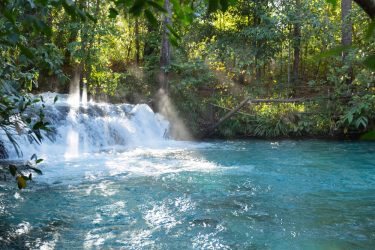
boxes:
[0,90,51,156]
[5,154,43,189]
[169,57,218,135]
[338,95,375,132]
[360,130,375,140]
[364,54,375,70]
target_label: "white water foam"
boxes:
[0,92,170,160]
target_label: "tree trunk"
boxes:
[143,23,155,58]
[254,14,261,84]
[135,17,140,65]
[341,0,353,84]
[126,17,133,61]
[287,29,291,86]
[341,0,352,57]
[292,0,301,89]
[160,0,172,92]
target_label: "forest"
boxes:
[1,0,374,146]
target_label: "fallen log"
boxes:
[246,98,305,103]
[202,97,252,137]
[201,97,306,138]
[209,104,256,117]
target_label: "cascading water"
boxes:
[1,92,170,160]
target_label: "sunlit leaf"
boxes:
[17,176,27,189]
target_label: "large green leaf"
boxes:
[147,0,166,12]
[365,18,375,40]
[130,0,146,16]
[18,44,34,59]
[315,45,352,59]
[167,24,180,39]
[144,9,158,27]
[363,54,375,70]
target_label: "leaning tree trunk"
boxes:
[160,0,172,92]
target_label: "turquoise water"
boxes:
[1,140,375,249]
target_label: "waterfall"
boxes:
[0,93,170,160]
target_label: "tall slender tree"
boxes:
[292,0,301,88]
[341,0,353,84]
[160,0,172,92]
[135,17,140,65]
[341,0,352,56]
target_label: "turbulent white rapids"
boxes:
[1,92,170,160]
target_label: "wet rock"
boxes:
[0,141,8,159]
